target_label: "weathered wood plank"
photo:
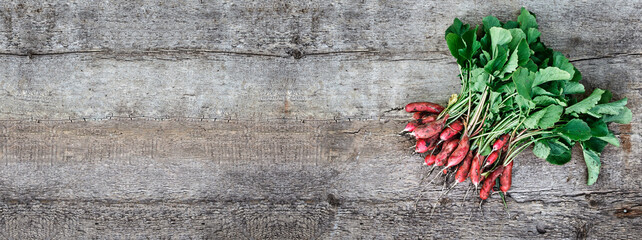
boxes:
[0,119,640,238]
[0,1,640,120]
[0,0,640,58]
[0,54,639,120]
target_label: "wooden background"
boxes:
[0,0,640,239]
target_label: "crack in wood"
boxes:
[569,52,642,62]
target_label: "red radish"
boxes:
[492,134,510,152]
[438,130,459,142]
[502,141,509,152]
[448,120,465,131]
[500,161,514,194]
[479,165,505,200]
[446,134,470,167]
[403,121,418,132]
[443,169,448,174]
[455,151,473,183]
[425,134,440,151]
[419,114,437,124]
[483,151,499,167]
[412,112,427,119]
[435,138,458,166]
[470,154,483,187]
[415,138,429,153]
[412,115,449,139]
[405,102,444,113]
[424,154,437,165]
[439,120,464,141]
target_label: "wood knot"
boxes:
[287,48,304,59]
[327,193,342,207]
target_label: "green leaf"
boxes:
[597,133,620,147]
[602,107,632,124]
[563,81,585,94]
[482,50,491,63]
[598,90,613,104]
[524,104,563,129]
[584,137,608,153]
[482,15,501,33]
[571,67,582,82]
[524,59,539,72]
[503,21,520,29]
[470,68,490,92]
[515,94,535,111]
[581,142,601,185]
[513,67,535,100]
[533,86,556,96]
[489,27,513,56]
[508,28,526,50]
[497,82,516,94]
[480,145,492,156]
[533,96,556,106]
[565,89,605,114]
[500,46,520,77]
[546,139,572,165]
[533,96,567,107]
[589,98,627,115]
[480,35,491,56]
[446,33,465,62]
[458,27,481,61]
[589,120,609,137]
[533,67,572,86]
[533,140,551,159]
[518,8,539,31]
[544,81,564,96]
[445,18,469,36]
[485,45,508,76]
[516,39,531,67]
[552,52,575,77]
[523,107,547,128]
[489,91,502,113]
[555,119,592,141]
[538,105,564,128]
[526,28,541,44]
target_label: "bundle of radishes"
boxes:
[403,8,632,201]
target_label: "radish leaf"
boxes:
[602,107,632,124]
[489,27,512,57]
[565,89,605,114]
[482,15,501,33]
[533,67,571,86]
[589,98,628,116]
[526,28,541,44]
[537,105,563,128]
[546,140,572,165]
[555,119,592,141]
[563,81,585,94]
[533,140,550,159]
[513,68,535,100]
[581,142,601,185]
[518,7,538,32]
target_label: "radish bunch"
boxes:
[403,103,514,199]
[402,8,631,202]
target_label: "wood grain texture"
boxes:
[0,119,640,239]
[0,0,640,239]
[0,0,640,119]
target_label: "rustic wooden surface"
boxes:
[0,0,640,239]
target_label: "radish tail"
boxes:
[441,181,457,197]
[463,184,472,201]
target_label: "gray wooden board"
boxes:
[0,119,640,239]
[0,0,641,239]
